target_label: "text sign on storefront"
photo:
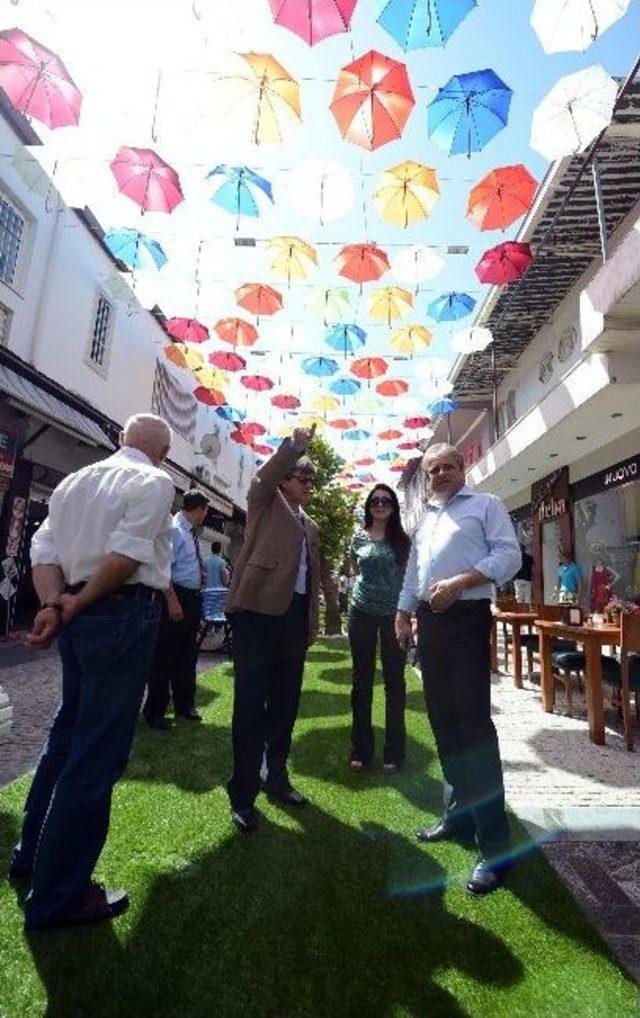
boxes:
[537,497,567,522]
[603,455,639,490]
[0,420,18,479]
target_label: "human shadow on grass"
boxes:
[316,665,353,686]
[297,689,350,719]
[24,803,524,1018]
[127,718,229,795]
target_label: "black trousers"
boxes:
[416,600,509,856]
[145,585,202,718]
[227,594,309,811]
[348,607,407,765]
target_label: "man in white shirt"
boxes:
[9,414,175,931]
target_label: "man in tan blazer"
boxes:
[226,426,321,833]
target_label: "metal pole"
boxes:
[491,344,499,441]
[592,158,608,264]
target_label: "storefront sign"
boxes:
[603,456,639,490]
[0,420,18,480]
[537,496,567,522]
[532,466,570,521]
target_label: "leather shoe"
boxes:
[265,783,308,807]
[176,708,202,722]
[231,807,260,834]
[467,857,511,896]
[145,715,172,731]
[415,818,475,845]
[25,882,129,931]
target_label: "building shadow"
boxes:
[297,689,351,719]
[527,729,639,788]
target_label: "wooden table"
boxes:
[492,611,538,688]
[535,620,621,745]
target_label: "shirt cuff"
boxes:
[397,593,418,613]
[107,531,155,564]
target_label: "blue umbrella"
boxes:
[215,405,246,423]
[344,429,371,440]
[378,0,476,50]
[104,228,167,270]
[427,397,459,415]
[377,451,398,461]
[265,436,281,447]
[428,291,476,322]
[302,357,339,377]
[428,69,512,156]
[325,324,367,356]
[330,377,361,396]
[206,165,273,218]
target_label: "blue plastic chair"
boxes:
[198,586,231,654]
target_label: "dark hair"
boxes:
[211,541,221,554]
[364,484,410,569]
[283,455,317,480]
[183,490,208,511]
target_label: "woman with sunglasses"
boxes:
[348,484,411,774]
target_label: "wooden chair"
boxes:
[522,604,578,687]
[601,613,640,751]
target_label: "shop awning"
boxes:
[0,363,114,448]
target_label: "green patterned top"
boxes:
[350,529,403,616]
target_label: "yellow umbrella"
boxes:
[164,343,204,371]
[374,161,439,228]
[194,366,229,391]
[268,235,317,284]
[217,52,301,145]
[389,325,432,356]
[312,394,340,412]
[299,413,326,429]
[368,286,414,325]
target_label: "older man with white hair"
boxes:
[9,413,175,931]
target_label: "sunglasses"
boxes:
[370,496,393,508]
[287,474,316,487]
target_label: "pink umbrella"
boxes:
[475,241,533,286]
[268,0,357,46]
[0,28,82,129]
[110,146,183,213]
[166,318,209,343]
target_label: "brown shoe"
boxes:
[25,881,129,931]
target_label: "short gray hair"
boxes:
[122,414,171,459]
[422,443,464,470]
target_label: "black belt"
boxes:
[418,598,490,613]
[65,582,161,603]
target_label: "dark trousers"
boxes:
[416,600,509,857]
[227,594,309,811]
[13,596,160,924]
[145,585,202,718]
[348,607,407,765]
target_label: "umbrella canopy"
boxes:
[193,386,226,406]
[254,443,274,456]
[307,287,352,324]
[164,343,204,371]
[219,52,301,144]
[377,379,409,396]
[206,165,273,218]
[325,323,367,355]
[216,405,246,422]
[268,236,318,283]
[110,146,183,213]
[0,28,82,129]
[398,439,420,449]
[269,0,357,45]
[467,164,538,231]
[195,367,228,391]
[374,160,439,227]
[531,0,632,53]
[389,324,432,355]
[209,350,246,371]
[377,451,400,461]
[329,417,357,429]
[330,377,361,396]
[289,159,355,224]
[391,244,444,284]
[271,393,301,409]
[313,394,341,412]
[530,64,618,162]
[302,356,339,377]
[336,243,390,283]
[368,286,413,324]
[350,356,388,380]
[475,241,533,285]
[330,49,415,150]
[166,318,209,343]
[390,462,408,473]
[428,291,476,322]
[428,68,512,156]
[378,0,476,49]
[451,326,493,354]
[214,317,259,347]
[235,283,283,317]
[231,429,255,446]
[354,457,376,465]
[241,374,274,392]
[240,422,267,436]
[104,228,167,271]
[344,429,371,440]
[378,428,403,440]
[428,397,460,414]
[404,415,431,428]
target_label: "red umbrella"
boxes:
[475,241,533,285]
[467,165,537,232]
[110,146,183,213]
[215,318,259,347]
[241,374,274,392]
[253,442,274,456]
[390,463,407,473]
[193,386,226,406]
[0,28,82,129]
[350,357,388,380]
[240,422,267,436]
[397,440,419,450]
[336,243,390,284]
[404,416,431,429]
[378,428,403,440]
[330,49,415,150]
[231,430,254,446]
[354,457,375,465]
[269,0,357,46]
[329,417,357,429]
[209,351,246,372]
[271,394,301,409]
[166,318,209,343]
[376,379,408,396]
[235,283,283,317]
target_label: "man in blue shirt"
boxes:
[396,443,521,896]
[205,541,230,588]
[144,490,209,730]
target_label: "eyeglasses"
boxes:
[287,474,315,487]
[370,496,393,508]
[427,463,458,476]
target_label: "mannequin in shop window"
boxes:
[590,555,619,613]
[557,548,582,603]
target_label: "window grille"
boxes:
[89,295,112,367]
[0,198,24,285]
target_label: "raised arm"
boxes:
[248,426,315,508]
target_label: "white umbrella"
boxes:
[451,326,493,355]
[530,65,618,162]
[288,159,354,224]
[531,0,632,53]
[391,244,444,285]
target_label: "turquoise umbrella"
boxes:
[378,0,476,50]
[104,228,167,270]
[206,165,273,219]
[302,357,339,377]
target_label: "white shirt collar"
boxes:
[115,445,154,467]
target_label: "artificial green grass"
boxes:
[1,640,638,1018]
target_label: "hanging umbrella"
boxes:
[368,286,413,324]
[307,287,352,324]
[336,243,390,284]
[475,241,533,285]
[239,422,267,436]
[302,356,339,377]
[356,393,385,412]
[206,165,273,218]
[241,374,274,392]
[390,462,408,473]
[404,415,431,428]
[214,318,259,347]
[209,350,246,371]
[110,146,183,213]
[271,393,301,409]
[354,456,376,465]
[390,324,432,355]
[378,428,403,440]
[164,343,204,371]
[377,451,400,461]
[254,443,274,456]
[344,429,371,440]
[195,367,229,391]
[0,28,82,129]
[428,69,512,157]
[531,0,632,53]
[451,326,493,354]
[104,228,167,271]
[378,0,476,49]
[166,317,209,343]
[231,430,255,447]
[374,161,440,227]
[398,440,420,450]
[300,413,326,429]
[194,386,227,406]
[289,159,355,224]
[530,65,618,162]
[330,377,361,396]
[467,164,538,232]
[392,244,444,284]
[377,379,409,396]
[268,236,318,283]
[351,356,388,380]
[330,50,415,150]
[312,394,341,412]
[329,417,357,429]
[269,0,357,45]
[216,405,246,422]
[428,292,475,322]
[235,283,283,317]
[217,52,301,145]
[428,397,459,415]
[325,323,367,355]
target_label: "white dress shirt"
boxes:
[291,506,309,595]
[30,446,175,591]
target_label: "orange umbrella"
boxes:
[329,417,357,429]
[336,243,390,284]
[164,343,204,371]
[214,317,259,347]
[193,386,226,406]
[350,356,388,380]
[376,379,408,396]
[378,428,403,440]
[330,49,415,150]
[218,52,301,145]
[235,282,283,317]
[467,164,538,232]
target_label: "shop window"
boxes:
[87,293,113,373]
[0,301,12,345]
[0,196,24,286]
[506,389,517,428]
[574,480,640,610]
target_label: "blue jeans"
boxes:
[13,595,160,924]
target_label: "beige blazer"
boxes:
[226,440,321,640]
